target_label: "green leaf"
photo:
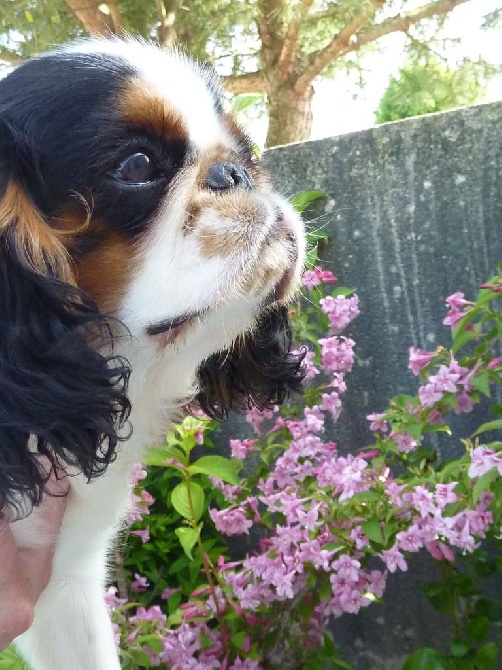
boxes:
[174,524,202,560]
[145,443,188,467]
[476,642,498,670]
[470,371,491,397]
[167,609,183,626]
[189,455,240,485]
[452,327,480,353]
[466,615,490,644]
[331,286,356,298]
[0,646,29,669]
[171,482,205,521]
[473,468,499,504]
[306,245,320,269]
[402,648,447,670]
[362,519,384,544]
[139,635,163,653]
[473,419,502,436]
[450,641,469,658]
[231,93,264,114]
[231,631,248,651]
[289,190,327,213]
[129,649,152,667]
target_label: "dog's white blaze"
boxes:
[66,37,228,150]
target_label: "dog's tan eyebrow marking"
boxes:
[118,79,188,140]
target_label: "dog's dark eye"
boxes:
[113,152,155,184]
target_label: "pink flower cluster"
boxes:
[320,294,360,335]
[108,274,502,668]
[127,464,154,543]
[408,347,475,414]
[468,446,502,478]
[380,484,493,569]
[301,266,337,290]
[443,292,472,329]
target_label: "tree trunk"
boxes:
[265,82,314,148]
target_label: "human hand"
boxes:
[0,465,68,651]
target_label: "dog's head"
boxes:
[0,38,305,512]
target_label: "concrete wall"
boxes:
[220,102,502,669]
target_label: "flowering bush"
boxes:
[2,253,501,669]
[101,261,502,670]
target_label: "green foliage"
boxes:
[375,55,492,123]
[121,415,231,609]
[0,646,28,669]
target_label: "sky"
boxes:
[248,0,502,146]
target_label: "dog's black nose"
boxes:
[205,161,254,191]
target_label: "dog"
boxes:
[0,38,305,669]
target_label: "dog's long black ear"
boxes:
[0,120,131,517]
[196,305,306,419]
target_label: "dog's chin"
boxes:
[264,266,299,306]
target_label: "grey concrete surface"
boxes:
[221,102,502,669]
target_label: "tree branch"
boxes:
[298,0,387,88]
[222,71,268,95]
[106,0,124,34]
[156,0,178,47]
[0,47,22,65]
[64,0,116,35]
[353,0,474,50]
[305,5,344,25]
[277,0,315,76]
[298,0,474,89]
[256,0,287,71]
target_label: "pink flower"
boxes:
[130,527,150,543]
[428,365,460,393]
[230,658,262,670]
[131,463,148,485]
[367,413,388,433]
[297,349,319,380]
[446,292,470,308]
[443,292,472,329]
[319,336,355,373]
[350,526,370,550]
[367,570,387,598]
[230,438,257,459]
[408,347,435,375]
[425,541,455,562]
[380,546,408,573]
[468,446,502,478]
[301,266,337,290]
[396,526,424,553]
[210,507,253,536]
[391,432,417,453]
[245,405,277,435]
[320,295,359,334]
[418,383,444,408]
[303,406,325,433]
[104,586,127,611]
[320,391,342,421]
[434,483,458,509]
[131,573,150,592]
[455,391,475,414]
[130,605,166,625]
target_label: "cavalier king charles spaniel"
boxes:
[0,38,305,669]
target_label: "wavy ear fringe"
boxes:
[196,305,306,419]
[0,174,131,517]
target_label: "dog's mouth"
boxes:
[146,310,206,342]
